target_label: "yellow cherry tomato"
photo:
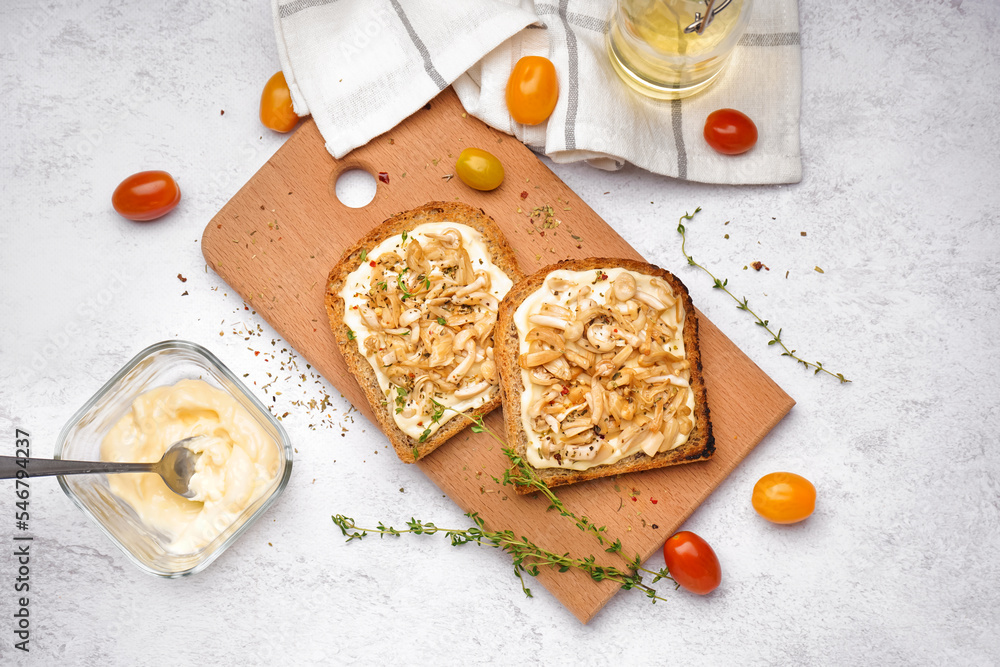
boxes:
[455,148,504,191]
[752,472,816,524]
[260,71,299,133]
[505,56,559,125]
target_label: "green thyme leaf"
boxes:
[675,208,850,383]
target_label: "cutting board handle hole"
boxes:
[331,167,377,208]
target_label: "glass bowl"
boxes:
[54,340,293,577]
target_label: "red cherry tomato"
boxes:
[260,71,299,133]
[662,531,721,595]
[752,472,816,524]
[703,108,758,155]
[505,56,559,125]
[111,171,181,222]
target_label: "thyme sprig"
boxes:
[425,400,609,545]
[332,513,673,601]
[677,208,850,383]
[333,401,675,601]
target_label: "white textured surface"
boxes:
[1,0,998,664]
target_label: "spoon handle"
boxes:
[0,456,155,479]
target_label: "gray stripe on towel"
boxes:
[671,99,687,180]
[555,0,579,151]
[389,0,448,91]
[278,0,338,19]
[739,32,800,46]
[536,4,608,33]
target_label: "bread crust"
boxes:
[325,201,525,463]
[494,258,714,493]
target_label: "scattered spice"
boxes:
[814,266,825,274]
[520,191,528,199]
[181,291,188,296]
[800,231,807,236]
[378,172,389,184]
[751,261,770,271]
[177,273,187,282]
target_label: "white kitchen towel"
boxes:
[273,0,802,185]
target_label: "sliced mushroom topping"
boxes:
[635,290,668,311]
[519,349,563,368]
[563,320,584,342]
[347,226,507,437]
[446,338,477,384]
[423,228,461,248]
[453,273,487,299]
[529,314,572,330]
[455,380,490,399]
[525,327,565,352]
[480,358,497,383]
[612,272,637,301]
[519,268,693,467]
[398,308,422,327]
[359,304,381,330]
[586,323,616,352]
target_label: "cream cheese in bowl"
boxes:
[100,379,280,554]
[55,340,292,577]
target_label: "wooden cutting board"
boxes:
[202,87,793,623]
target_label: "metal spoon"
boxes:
[0,436,203,498]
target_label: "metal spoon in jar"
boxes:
[0,436,203,499]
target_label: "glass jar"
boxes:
[607,0,755,99]
[54,340,293,577]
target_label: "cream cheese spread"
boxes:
[339,222,513,441]
[100,379,280,554]
[513,267,696,470]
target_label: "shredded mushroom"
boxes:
[518,269,695,465]
[352,227,503,435]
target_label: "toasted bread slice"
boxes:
[326,201,524,463]
[495,258,714,493]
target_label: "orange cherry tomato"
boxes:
[752,472,816,524]
[455,148,505,191]
[111,171,181,222]
[703,108,758,155]
[260,71,299,133]
[662,531,721,595]
[505,56,559,125]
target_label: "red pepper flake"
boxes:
[631,496,637,502]
[560,386,569,395]
[378,172,389,184]
[254,351,260,356]
[751,261,770,271]
[520,190,528,199]
[539,231,545,237]
[369,261,377,267]
[177,273,187,282]
[650,498,658,504]
[417,421,424,426]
